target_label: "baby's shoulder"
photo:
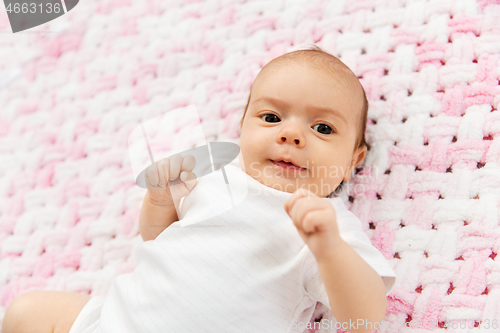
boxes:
[327,196,364,229]
[327,196,349,215]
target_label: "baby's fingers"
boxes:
[180,171,196,183]
[181,171,197,193]
[181,155,196,172]
[168,154,196,180]
[146,163,159,187]
[284,188,311,214]
[168,154,182,180]
[158,160,169,187]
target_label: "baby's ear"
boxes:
[343,145,367,182]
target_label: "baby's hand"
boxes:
[145,154,197,208]
[284,188,343,262]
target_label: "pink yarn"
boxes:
[1,1,499,332]
[477,0,500,10]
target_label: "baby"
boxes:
[2,46,396,333]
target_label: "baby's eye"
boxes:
[261,114,281,123]
[312,124,334,135]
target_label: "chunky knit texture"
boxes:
[0,0,499,332]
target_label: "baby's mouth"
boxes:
[270,160,307,171]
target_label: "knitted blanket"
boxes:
[0,0,499,332]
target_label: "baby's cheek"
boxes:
[237,141,257,172]
[238,131,248,151]
[238,139,250,160]
[239,132,259,157]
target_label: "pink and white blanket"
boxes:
[0,0,499,332]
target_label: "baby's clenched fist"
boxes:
[284,188,344,262]
[145,154,197,208]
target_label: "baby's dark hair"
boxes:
[239,45,369,196]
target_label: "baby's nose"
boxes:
[280,136,300,145]
[277,122,305,147]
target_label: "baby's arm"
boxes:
[284,188,386,333]
[139,154,197,242]
[315,239,386,333]
[139,195,179,242]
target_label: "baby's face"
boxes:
[239,61,366,197]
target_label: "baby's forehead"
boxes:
[251,55,365,123]
[253,57,362,102]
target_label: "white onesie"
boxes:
[69,163,396,333]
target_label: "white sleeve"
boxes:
[303,198,397,310]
